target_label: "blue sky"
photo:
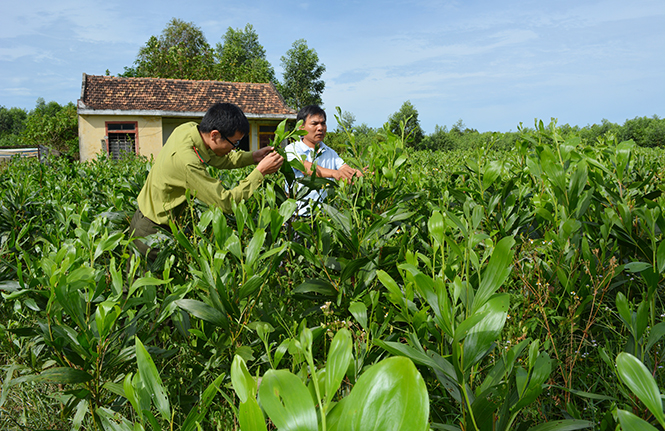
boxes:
[1,0,663,133]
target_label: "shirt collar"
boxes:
[192,125,214,163]
[297,139,329,155]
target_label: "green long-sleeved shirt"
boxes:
[137,122,264,225]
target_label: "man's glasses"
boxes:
[220,133,242,149]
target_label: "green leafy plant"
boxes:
[231,327,429,431]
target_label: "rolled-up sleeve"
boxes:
[185,162,264,213]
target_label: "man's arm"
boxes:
[300,160,363,180]
[184,149,283,213]
[185,163,264,213]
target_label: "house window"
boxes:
[259,125,277,148]
[238,135,250,152]
[106,122,138,159]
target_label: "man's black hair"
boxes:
[199,103,250,136]
[296,105,327,124]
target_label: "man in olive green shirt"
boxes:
[130,103,283,260]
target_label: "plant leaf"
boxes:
[526,419,595,431]
[473,236,515,313]
[335,356,429,431]
[325,328,353,402]
[231,355,255,404]
[239,397,268,431]
[175,299,229,331]
[31,367,93,384]
[135,337,170,422]
[258,369,318,431]
[182,373,226,431]
[616,409,661,431]
[616,352,665,427]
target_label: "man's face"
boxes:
[301,114,327,148]
[208,130,244,156]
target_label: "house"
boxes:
[77,73,296,162]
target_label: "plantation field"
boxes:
[1,120,665,430]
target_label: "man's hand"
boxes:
[333,164,364,181]
[256,150,284,175]
[253,146,276,163]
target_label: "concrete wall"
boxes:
[79,115,286,161]
[78,115,163,162]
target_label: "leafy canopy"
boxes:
[215,24,276,84]
[387,100,424,146]
[121,18,215,80]
[22,98,78,158]
[277,39,326,111]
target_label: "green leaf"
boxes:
[31,367,93,384]
[238,275,264,300]
[93,231,123,261]
[279,199,298,221]
[616,409,661,431]
[231,355,256,404]
[336,356,429,431]
[326,329,353,402]
[135,337,171,422]
[657,240,665,274]
[123,373,141,421]
[226,233,243,260]
[258,369,318,431]
[293,279,337,297]
[175,299,229,331]
[289,241,317,265]
[526,419,595,431]
[616,352,665,427]
[513,352,552,411]
[246,229,266,268]
[128,276,171,298]
[348,302,368,331]
[182,373,226,431]
[72,399,88,431]
[482,160,502,191]
[173,227,196,256]
[239,397,268,431]
[96,407,135,431]
[428,211,445,248]
[645,321,665,354]
[616,292,632,330]
[625,261,652,273]
[473,236,515,313]
[322,203,351,236]
[377,269,404,306]
[460,294,509,371]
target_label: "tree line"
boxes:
[327,100,665,153]
[2,17,663,157]
[0,98,78,158]
[118,19,325,111]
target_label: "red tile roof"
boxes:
[78,74,296,117]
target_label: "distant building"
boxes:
[77,73,296,162]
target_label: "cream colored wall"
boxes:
[78,115,278,161]
[78,115,105,161]
[78,115,163,161]
[138,117,163,158]
[250,123,258,152]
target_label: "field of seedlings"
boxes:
[1,120,665,430]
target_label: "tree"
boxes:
[121,18,215,80]
[387,101,424,146]
[0,106,28,147]
[336,110,356,132]
[419,125,453,151]
[277,39,325,111]
[215,24,276,83]
[22,100,79,158]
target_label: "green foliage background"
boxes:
[1,118,665,430]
